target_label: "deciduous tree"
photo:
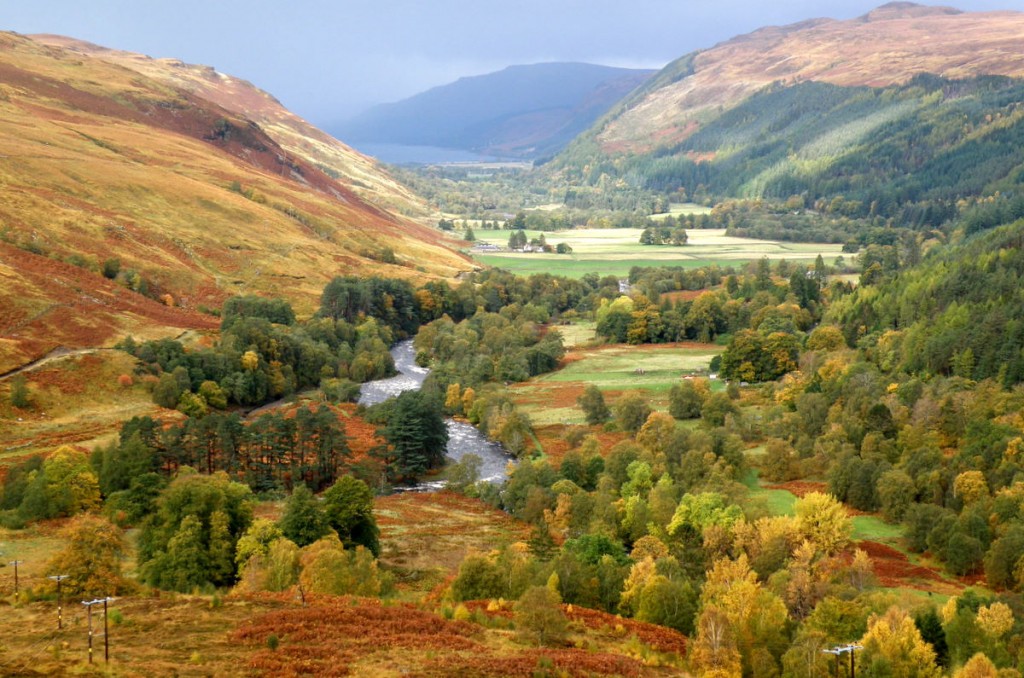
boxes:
[45,513,129,597]
[859,606,941,678]
[515,585,567,647]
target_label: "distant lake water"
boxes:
[350,142,515,165]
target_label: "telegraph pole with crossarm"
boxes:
[82,597,115,664]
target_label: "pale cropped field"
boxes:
[473,228,843,278]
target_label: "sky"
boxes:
[3,0,1023,128]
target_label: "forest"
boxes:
[8,188,1024,674]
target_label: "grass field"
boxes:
[553,321,598,348]
[649,202,714,218]
[471,227,844,278]
[511,342,722,428]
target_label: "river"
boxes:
[359,340,514,490]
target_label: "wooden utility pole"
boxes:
[82,597,115,664]
[822,643,863,678]
[8,560,22,595]
[48,574,69,629]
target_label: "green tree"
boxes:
[322,475,380,556]
[157,514,210,592]
[577,384,611,425]
[96,432,156,496]
[139,470,254,591]
[451,552,504,601]
[636,574,697,634]
[669,380,705,419]
[152,373,183,409]
[278,484,330,547]
[701,392,738,427]
[9,374,30,409]
[238,537,300,593]
[877,469,916,523]
[21,446,101,520]
[515,585,568,647]
[235,518,285,568]
[613,390,652,433]
[382,390,449,480]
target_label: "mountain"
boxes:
[0,32,469,374]
[30,35,430,218]
[582,3,1024,154]
[552,3,1024,216]
[335,62,655,160]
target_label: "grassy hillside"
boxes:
[584,3,1024,155]
[0,32,470,372]
[32,34,431,218]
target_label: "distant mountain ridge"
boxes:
[563,2,1024,157]
[335,62,655,160]
[549,3,1024,219]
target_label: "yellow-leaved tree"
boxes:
[794,492,851,557]
[975,602,1014,640]
[44,513,129,597]
[953,653,999,678]
[858,606,941,678]
[691,555,788,676]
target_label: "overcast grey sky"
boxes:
[3,1,1022,126]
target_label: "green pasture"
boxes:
[649,202,714,218]
[743,469,907,547]
[742,469,798,516]
[541,344,719,392]
[513,343,721,426]
[554,321,598,348]
[471,228,844,278]
[851,515,904,543]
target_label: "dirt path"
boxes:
[0,346,111,381]
[0,329,201,382]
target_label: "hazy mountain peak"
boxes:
[335,62,655,160]
[861,2,963,21]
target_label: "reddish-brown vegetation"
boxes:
[422,648,646,677]
[234,596,482,677]
[566,606,687,657]
[764,480,828,498]
[236,596,677,677]
[856,540,950,590]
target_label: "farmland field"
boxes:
[513,342,721,425]
[471,227,844,278]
